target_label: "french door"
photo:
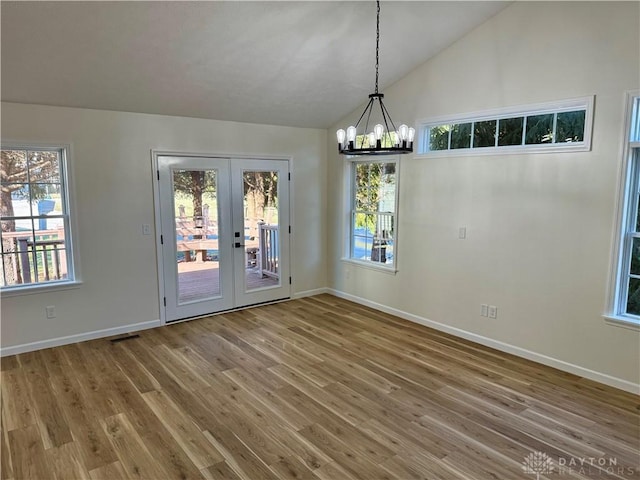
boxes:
[156,155,290,322]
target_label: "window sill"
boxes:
[341,258,397,275]
[603,314,640,332]
[414,142,590,159]
[1,280,83,298]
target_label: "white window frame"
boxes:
[416,96,594,158]
[606,92,640,330]
[1,142,81,296]
[342,156,400,273]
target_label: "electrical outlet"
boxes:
[142,224,151,235]
[481,304,488,317]
[488,305,497,319]
[45,305,56,319]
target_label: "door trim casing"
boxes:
[151,149,293,325]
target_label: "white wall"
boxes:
[328,2,640,387]
[1,103,327,349]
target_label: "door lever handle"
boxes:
[234,242,245,248]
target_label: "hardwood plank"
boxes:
[204,386,331,471]
[221,367,312,430]
[71,342,124,418]
[0,369,36,431]
[46,368,118,471]
[201,391,299,466]
[311,461,360,480]
[8,425,49,480]
[201,461,243,480]
[202,429,279,480]
[269,456,321,480]
[142,389,224,469]
[0,356,18,372]
[0,406,13,480]
[380,454,452,480]
[20,354,73,449]
[297,423,392,480]
[47,441,91,480]
[106,371,204,480]
[397,452,475,480]
[110,343,160,394]
[101,413,167,480]
[88,461,128,480]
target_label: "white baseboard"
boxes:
[293,287,330,299]
[327,289,640,395]
[0,319,162,357]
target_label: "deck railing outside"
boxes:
[1,229,67,285]
[257,222,278,279]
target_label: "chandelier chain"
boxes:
[375,0,380,94]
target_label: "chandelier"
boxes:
[336,0,414,156]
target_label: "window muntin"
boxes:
[1,146,75,290]
[418,97,593,155]
[350,160,397,269]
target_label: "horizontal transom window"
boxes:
[417,96,594,156]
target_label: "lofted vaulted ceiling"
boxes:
[1,1,509,129]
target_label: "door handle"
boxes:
[235,242,245,248]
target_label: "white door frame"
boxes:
[151,150,293,325]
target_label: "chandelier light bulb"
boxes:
[408,127,416,143]
[347,126,357,142]
[337,129,346,147]
[374,124,384,140]
[398,124,409,141]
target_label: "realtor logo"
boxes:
[523,451,554,479]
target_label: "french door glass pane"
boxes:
[173,169,221,304]
[243,171,280,291]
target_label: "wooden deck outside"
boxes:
[178,261,278,303]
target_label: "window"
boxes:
[349,159,398,270]
[1,145,76,291]
[418,97,593,156]
[609,94,640,328]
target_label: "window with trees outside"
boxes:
[350,159,397,269]
[418,97,593,156]
[610,94,640,327]
[1,146,76,290]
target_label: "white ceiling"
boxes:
[1,1,509,129]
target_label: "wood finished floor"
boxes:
[1,294,638,480]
